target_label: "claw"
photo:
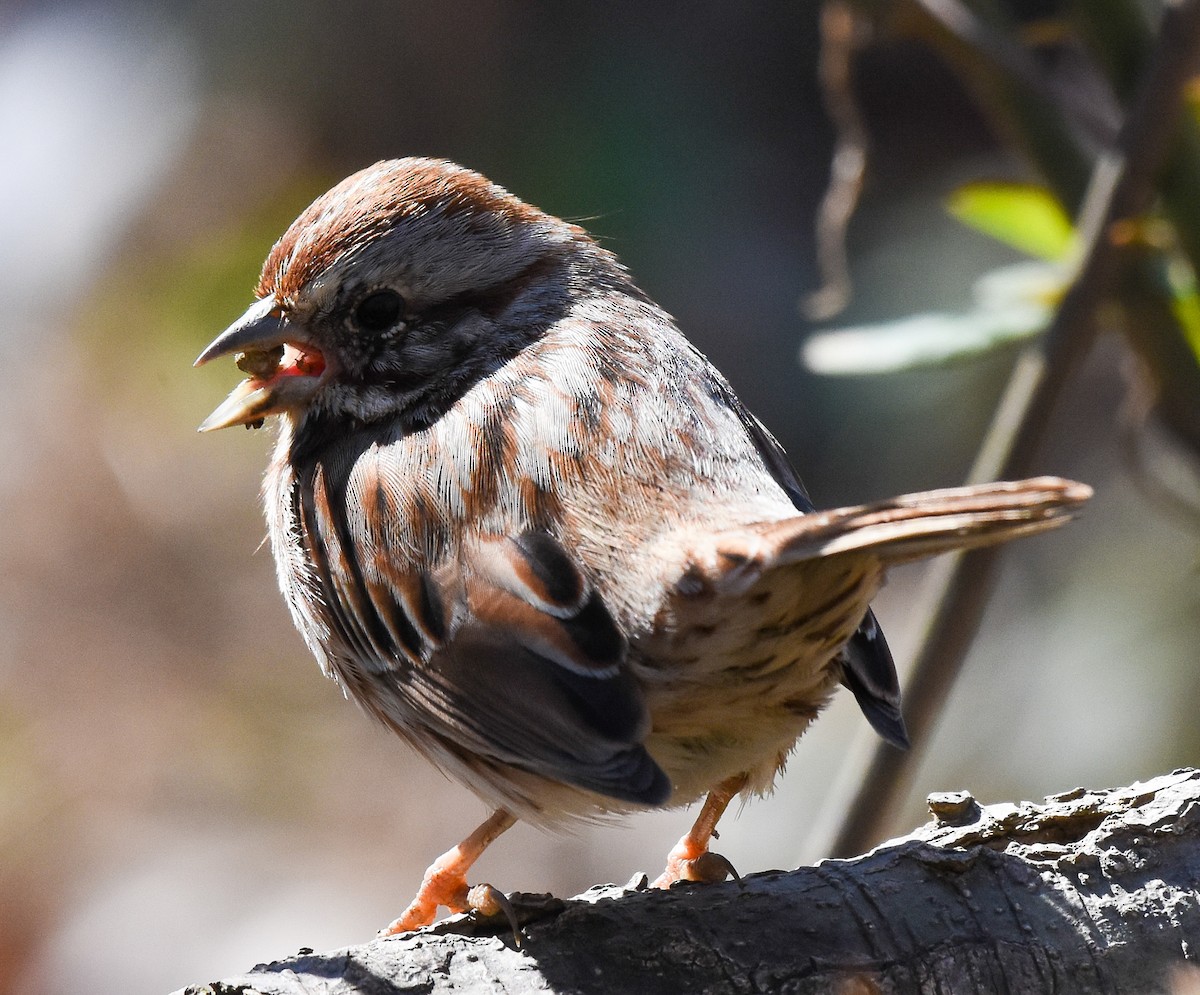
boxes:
[689,851,741,884]
[380,859,469,936]
[468,883,523,946]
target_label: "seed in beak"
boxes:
[235,345,285,379]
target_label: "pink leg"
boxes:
[653,774,748,887]
[382,808,516,934]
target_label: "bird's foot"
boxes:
[380,849,473,934]
[381,808,517,936]
[380,874,521,942]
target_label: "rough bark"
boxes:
[177,769,1200,995]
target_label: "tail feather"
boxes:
[676,477,1091,601]
[765,476,1091,570]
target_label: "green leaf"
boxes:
[1165,257,1200,364]
[947,182,1075,261]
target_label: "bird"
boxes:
[195,157,1090,934]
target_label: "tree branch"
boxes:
[176,769,1200,995]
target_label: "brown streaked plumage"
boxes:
[196,157,1091,934]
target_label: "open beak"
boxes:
[194,297,327,432]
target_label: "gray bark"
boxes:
[176,768,1200,994]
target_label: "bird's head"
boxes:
[195,157,588,432]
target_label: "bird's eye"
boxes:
[353,290,404,332]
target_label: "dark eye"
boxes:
[353,289,404,332]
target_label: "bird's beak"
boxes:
[194,298,327,432]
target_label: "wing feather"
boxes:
[296,450,670,809]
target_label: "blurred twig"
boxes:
[808,0,1200,861]
[897,0,1094,209]
[803,1,871,321]
[913,0,1121,146]
[911,0,1200,449]
[1117,359,1200,528]
[1074,0,1200,451]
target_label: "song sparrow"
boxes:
[196,157,1089,933]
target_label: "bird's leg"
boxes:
[653,773,749,887]
[382,808,516,934]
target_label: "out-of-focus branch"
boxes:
[1117,358,1200,528]
[897,0,1093,209]
[913,0,1121,146]
[1074,0,1200,452]
[911,0,1200,451]
[803,1,871,322]
[808,0,1200,862]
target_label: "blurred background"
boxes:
[3,1,1198,991]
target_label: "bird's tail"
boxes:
[684,477,1092,599]
[769,476,1092,567]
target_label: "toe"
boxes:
[467,883,522,946]
[380,860,472,935]
[687,851,740,884]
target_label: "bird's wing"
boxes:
[418,531,671,806]
[294,456,669,807]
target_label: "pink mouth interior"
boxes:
[254,343,326,385]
